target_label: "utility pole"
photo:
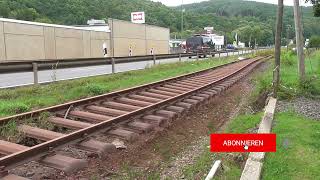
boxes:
[293,0,305,80]
[274,0,284,97]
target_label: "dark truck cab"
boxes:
[186,35,215,58]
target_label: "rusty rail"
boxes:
[0,56,271,174]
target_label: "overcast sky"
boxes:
[151,0,312,7]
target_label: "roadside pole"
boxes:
[32,62,39,85]
[111,58,115,74]
[153,55,156,65]
[293,0,305,80]
[273,0,284,97]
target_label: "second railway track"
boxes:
[0,56,271,179]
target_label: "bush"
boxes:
[299,77,320,97]
[309,35,320,48]
[280,51,295,66]
[0,102,31,115]
[85,84,106,95]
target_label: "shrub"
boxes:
[281,51,295,66]
[85,84,106,95]
[309,35,320,48]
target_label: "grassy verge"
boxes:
[0,56,246,118]
[253,50,320,100]
[262,112,320,179]
[182,113,263,179]
[181,110,320,180]
[182,50,320,179]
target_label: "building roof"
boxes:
[0,17,108,32]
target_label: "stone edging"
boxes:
[240,97,277,180]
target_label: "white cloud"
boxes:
[247,0,312,6]
[151,0,312,7]
[151,0,209,7]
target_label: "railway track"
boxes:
[0,56,270,179]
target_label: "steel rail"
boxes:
[0,57,249,125]
[0,56,268,170]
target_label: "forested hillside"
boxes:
[0,0,319,46]
[180,0,320,46]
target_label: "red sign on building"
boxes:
[131,12,145,24]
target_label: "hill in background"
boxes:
[0,0,319,46]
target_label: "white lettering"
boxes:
[222,140,264,146]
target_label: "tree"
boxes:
[0,2,10,18]
[309,35,320,47]
[9,8,39,21]
[0,0,319,41]
[306,0,320,16]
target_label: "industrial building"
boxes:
[0,18,170,62]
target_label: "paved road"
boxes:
[0,51,248,89]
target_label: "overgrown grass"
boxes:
[174,50,320,179]
[0,56,243,118]
[262,112,320,180]
[0,120,20,141]
[253,50,320,100]
[182,101,320,180]
[0,112,55,141]
[182,113,262,179]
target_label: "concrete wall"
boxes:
[4,22,45,60]
[0,18,169,61]
[0,21,6,61]
[146,25,170,55]
[90,31,111,58]
[0,18,111,61]
[109,19,170,57]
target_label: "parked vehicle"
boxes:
[226,44,236,49]
[186,35,215,58]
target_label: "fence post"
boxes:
[32,62,38,85]
[227,51,229,57]
[238,50,240,56]
[179,53,182,62]
[196,53,199,60]
[219,52,220,58]
[153,55,156,65]
[111,58,115,74]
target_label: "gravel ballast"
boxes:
[276,97,320,120]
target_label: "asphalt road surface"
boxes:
[0,51,248,89]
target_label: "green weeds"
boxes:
[0,56,242,118]
[253,50,320,100]
[182,113,262,179]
